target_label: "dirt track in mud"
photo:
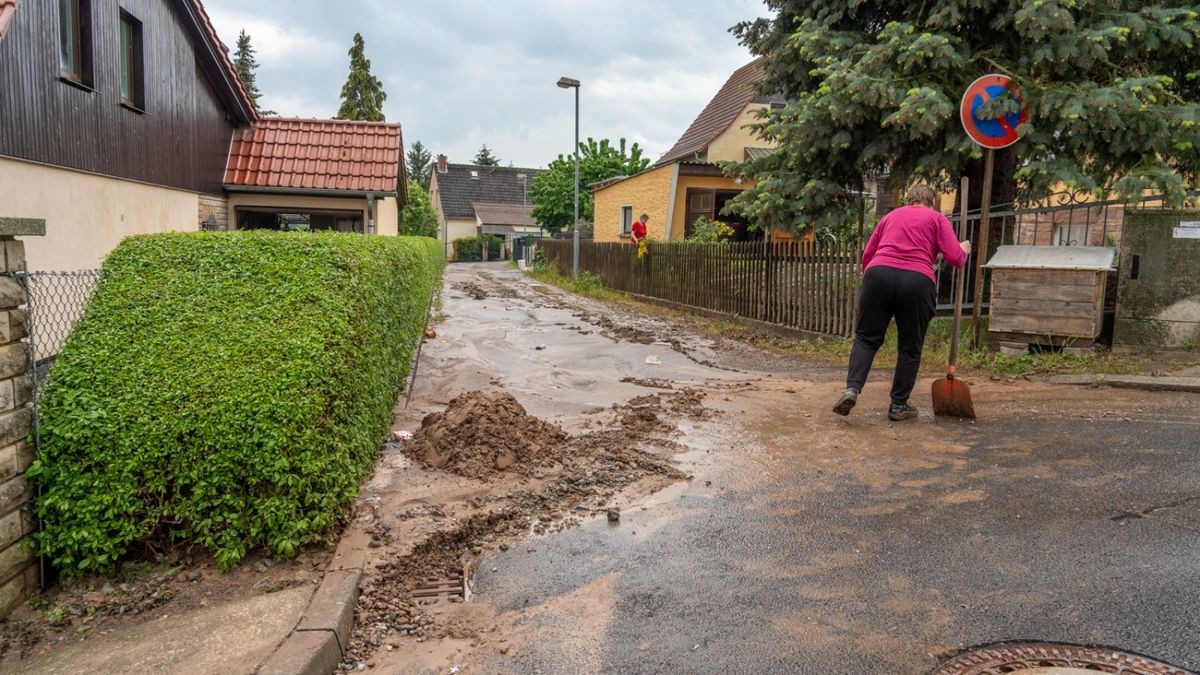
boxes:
[337,264,754,672]
[337,263,1200,674]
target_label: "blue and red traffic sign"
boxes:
[960,74,1028,149]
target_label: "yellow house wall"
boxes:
[1,156,202,272]
[668,174,747,241]
[593,164,674,242]
[376,196,399,236]
[706,103,775,164]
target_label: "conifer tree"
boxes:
[473,144,501,166]
[336,33,386,122]
[729,1,1200,234]
[232,30,274,115]
[407,140,433,190]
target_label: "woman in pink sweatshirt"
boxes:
[832,185,971,421]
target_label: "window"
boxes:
[620,206,633,236]
[119,11,144,110]
[58,0,93,86]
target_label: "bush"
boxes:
[30,231,444,575]
[452,234,503,261]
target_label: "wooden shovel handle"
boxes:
[949,176,969,371]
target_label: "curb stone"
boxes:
[257,535,367,675]
[1046,374,1200,394]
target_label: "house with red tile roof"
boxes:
[591,60,804,244]
[0,0,406,272]
[224,118,405,235]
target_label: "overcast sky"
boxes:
[204,0,771,169]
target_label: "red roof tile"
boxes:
[224,118,404,194]
[0,0,20,43]
[656,59,764,166]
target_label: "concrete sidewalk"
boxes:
[5,587,311,675]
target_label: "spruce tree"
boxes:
[473,144,501,166]
[729,2,1200,234]
[232,30,274,115]
[336,33,386,122]
[407,140,433,190]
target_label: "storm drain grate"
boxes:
[411,570,469,604]
[932,642,1190,675]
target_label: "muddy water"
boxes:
[358,264,1200,674]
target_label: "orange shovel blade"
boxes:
[931,376,976,418]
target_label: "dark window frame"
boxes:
[119,10,145,111]
[620,205,633,236]
[58,0,94,88]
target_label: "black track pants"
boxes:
[846,265,936,405]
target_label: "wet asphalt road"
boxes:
[470,397,1200,673]
[416,264,1200,674]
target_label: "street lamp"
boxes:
[557,76,581,278]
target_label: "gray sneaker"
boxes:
[888,402,918,421]
[832,388,858,416]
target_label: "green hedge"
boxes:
[452,234,503,261]
[30,232,444,574]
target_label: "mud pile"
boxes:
[404,392,569,479]
[453,281,518,301]
[343,388,710,669]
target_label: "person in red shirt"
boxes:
[832,185,971,421]
[630,213,649,244]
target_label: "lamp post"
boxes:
[557,76,581,278]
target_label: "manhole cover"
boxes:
[931,642,1190,675]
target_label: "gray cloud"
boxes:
[205,0,770,168]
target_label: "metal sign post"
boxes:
[960,74,1028,348]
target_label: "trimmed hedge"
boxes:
[30,232,444,574]
[452,234,503,261]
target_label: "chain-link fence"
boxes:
[9,270,102,402]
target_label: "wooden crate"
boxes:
[984,246,1116,347]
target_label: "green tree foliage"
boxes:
[232,30,275,115]
[336,33,386,121]
[729,2,1200,234]
[531,138,651,233]
[400,179,439,237]
[407,140,434,190]
[30,232,444,575]
[473,144,501,166]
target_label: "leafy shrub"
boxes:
[30,231,444,575]
[686,216,734,243]
[452,234,503,261]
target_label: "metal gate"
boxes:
[936,191,1189,311]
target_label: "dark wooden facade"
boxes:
[0,0,252,194]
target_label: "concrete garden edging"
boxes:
[256,536,367,675]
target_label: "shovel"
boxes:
[932,176,976,419]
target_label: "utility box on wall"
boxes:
[1114,209,1200,349]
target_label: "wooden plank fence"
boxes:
[538,239,861,337]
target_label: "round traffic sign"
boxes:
[960,74,1028,149]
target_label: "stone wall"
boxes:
[198,193,230,230]
[0,219,41,618]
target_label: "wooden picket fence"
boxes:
[539,239,861,337]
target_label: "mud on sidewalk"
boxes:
[337,385,711,671]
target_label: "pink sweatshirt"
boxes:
[861,205,968,283]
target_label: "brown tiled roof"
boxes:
[473,202,537,228]
[0,0,20,42]
[655,59,764,167]
[224,117,403,193]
